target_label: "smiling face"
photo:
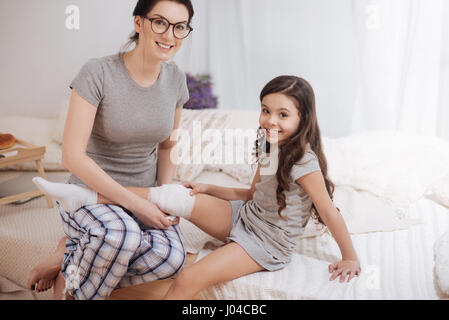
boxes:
[259,92,301,145]
[135,1,190,62]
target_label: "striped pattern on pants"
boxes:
[57,202,186,300]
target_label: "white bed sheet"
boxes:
[197,197,449,300]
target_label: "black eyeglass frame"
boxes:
[141,16,193,39]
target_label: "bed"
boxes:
[1,108,448,300]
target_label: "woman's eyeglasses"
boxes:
[142,15,193,39]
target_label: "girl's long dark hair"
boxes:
[122,0,194,51]
[254,76,337,225]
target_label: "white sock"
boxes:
[32,177,98,213]
[149,184,196,220]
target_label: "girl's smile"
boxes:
[259,92,301,145]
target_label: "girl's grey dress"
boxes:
[228,147,321,271]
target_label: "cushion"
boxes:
[332,186,420,233]
[172,109,232,182]
[51,100,70,145]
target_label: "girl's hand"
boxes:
[182,181,209,196]
[328,260,361,283]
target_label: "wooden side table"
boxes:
[0,139,54,207]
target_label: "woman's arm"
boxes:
[62,90,172,229]
[157,106,183,186]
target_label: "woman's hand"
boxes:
[182,181,209,196]
[328,260,361,283]
[131,197,179,229]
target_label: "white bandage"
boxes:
[149,184,196,219]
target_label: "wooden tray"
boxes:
[0,138,53,207]
[0,139,46,168]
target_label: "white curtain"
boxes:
[351,0,444,136]
[175,0,449,141]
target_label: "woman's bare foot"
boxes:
[27,237,66,293]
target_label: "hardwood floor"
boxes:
[108,253,202,300]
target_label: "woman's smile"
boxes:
[155,41,174,52]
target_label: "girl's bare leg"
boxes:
[163,242,264,299]
[27,236,67,293]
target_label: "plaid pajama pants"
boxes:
[57,202,186,300]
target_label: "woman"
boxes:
[27,0,194,300]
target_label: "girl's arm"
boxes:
[157,106,183,186]
[62,90,173,230]
[297,171,361,281]
[204,184,252,201]
[186,162,261,201]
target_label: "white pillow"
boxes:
[425,174,449,209]
[51,100,70,145]
[323,131,449,209]
[332,185,420,233]
[300,185,420,239]
[173,109,232,182]
[204,128,258,186]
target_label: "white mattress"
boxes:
[196,196,449,300]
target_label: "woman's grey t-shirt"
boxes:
[67,52,189,188]
[228,146,321,271]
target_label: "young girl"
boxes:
[33,75,361,299]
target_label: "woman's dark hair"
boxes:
[254,75,337,225]
[122,0,194,51]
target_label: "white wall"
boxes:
[0,0,136,118]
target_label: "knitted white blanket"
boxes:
[196,198,449,300]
